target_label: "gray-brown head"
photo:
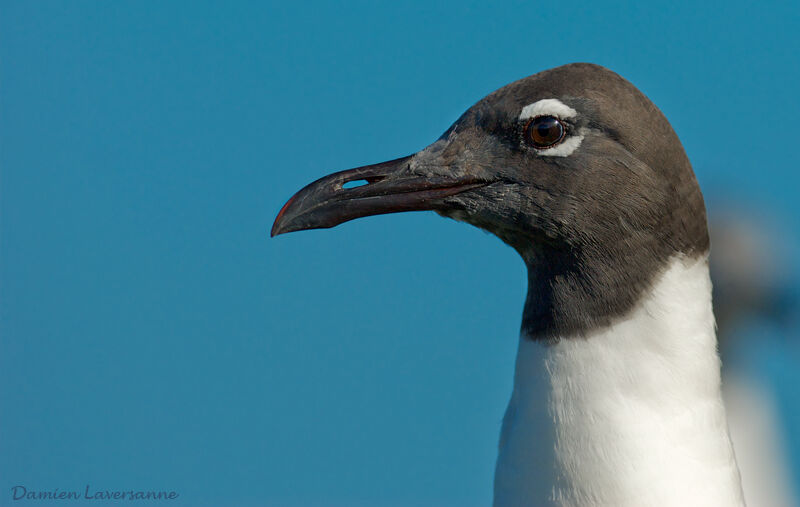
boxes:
[272,63,709,339]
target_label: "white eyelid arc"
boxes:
[519,98,583,157]
[536,132,584,157]
[519,98,578,121]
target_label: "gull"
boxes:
[272,63,745,507]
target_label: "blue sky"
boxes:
[2,1,799,506]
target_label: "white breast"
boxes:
[494,256,744,507]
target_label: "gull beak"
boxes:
[271,155,488,237]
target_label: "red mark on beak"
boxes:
[271,194,297,237]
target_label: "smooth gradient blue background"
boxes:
[2,2,799,506]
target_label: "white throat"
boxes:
[494,256,744,507]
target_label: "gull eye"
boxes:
[524,115,565,149]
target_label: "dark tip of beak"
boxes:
[271,155,488,237]
[271,194,300,237]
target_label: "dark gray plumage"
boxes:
[273,63,709,340]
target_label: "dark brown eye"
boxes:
[524,115,565,149]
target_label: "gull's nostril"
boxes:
[342,179,371,189]
[342,176,385,189]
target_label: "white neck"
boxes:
[494,256,744,507]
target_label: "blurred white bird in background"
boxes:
[710,206,800,507]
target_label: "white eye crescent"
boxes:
[519,98,584,157]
